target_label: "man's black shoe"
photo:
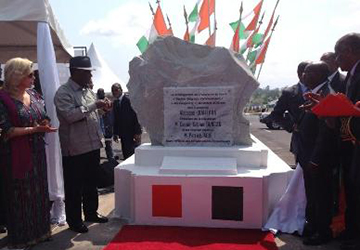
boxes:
[302,222,315,237]
[303,232,332,246]
[0,225,6,233]
[85,213,108,223]
[341,239,360,250]
[69,223,88,233]
[337,230,356,242]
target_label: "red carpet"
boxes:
[103,225,278,250]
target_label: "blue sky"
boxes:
[49,0,360,91]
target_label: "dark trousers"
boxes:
[104,139,114,160]
[62,149,100,226]
[121,136,136,160]
[302,162,334,235]
[340,141,357,236]
[349,146,360,236]
[0,173,6,226]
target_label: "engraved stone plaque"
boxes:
[164,87,234,146]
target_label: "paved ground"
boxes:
[0,115,343,249]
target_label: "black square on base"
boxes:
[212,186,243,221]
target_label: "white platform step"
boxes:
[160,156,238,175]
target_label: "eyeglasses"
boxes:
[28,72,34,78]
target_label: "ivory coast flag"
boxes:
[229,21,248,39]
[136,24,158,54]
[167,27,174,36]
[205,30,216,47]
[245,27,264,50]
[254,34,272,65]
[197,0,215,33]
[263,0,280,40]
[154,5,168,35]
[188,1,201,43]
[136,36,149,54]
[247,48,260,64]
[230,22,241,53]
[189,2,199,22]
[245,0,263,31]
[184,26,190,41]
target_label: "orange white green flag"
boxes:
[245,0,263,31]
[252,34,272,66]
[188,1,201,43]
[230,21,241,53]
[205,28,216,47]
[154,5,168,36]
[197,0,215,33]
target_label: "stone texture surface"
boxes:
[128,36,259,146]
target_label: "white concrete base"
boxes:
[114,135,293,229]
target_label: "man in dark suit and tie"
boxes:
[111,83,142,160]
[334,32,360,250]
[263,61,310,162]
[320,51,346,222]
[0,65,6,233]
[320,52,346,93]
[297,62,337,246]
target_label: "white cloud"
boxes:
[80,2,152,46]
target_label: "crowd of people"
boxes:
[0,56,142,249]
[264,32,360,250]
[1,31,360,250]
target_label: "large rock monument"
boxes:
[114,36,292,229]
[128,36,258,146]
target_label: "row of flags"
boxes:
[136,0,280,79]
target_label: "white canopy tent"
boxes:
[87,43,127,93]
[0,0,72,62]
[0,0,73,224]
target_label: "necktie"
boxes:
[345,72,352,97]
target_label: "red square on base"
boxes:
[152,185,182,218]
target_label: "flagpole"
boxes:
[183,6,190,41]
[237,2,244,41]
[262,0,280,39]
[184,6,189,31]
[208,0,212,37]
[149,2,155,16]
[257,15,279,80]
[231,2,243,52]
[213,0,216,46]
[166,14,172,34]
[246,12,265,62]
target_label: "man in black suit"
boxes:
[112,83,142,160]
[334,32,360,250]
[263,61,310,162]
[297,62,337,246]
[0,65,5,234]
[320,51,346,220]
[320,52,346,93]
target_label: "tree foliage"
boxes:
[250,85,282,106]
